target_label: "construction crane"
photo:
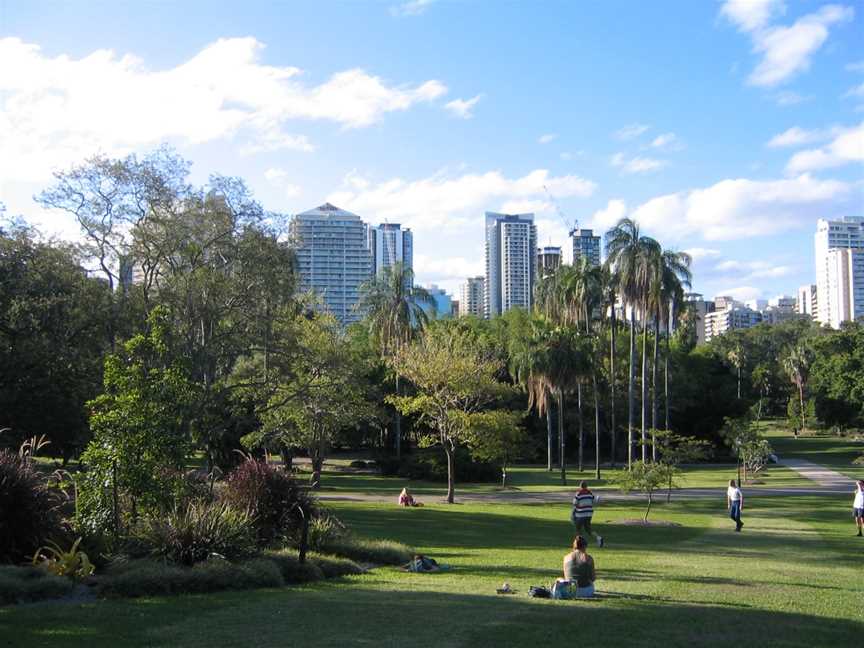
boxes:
[543,185,579,236]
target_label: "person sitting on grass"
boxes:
[553,535,596,599]
[398,487,422,507]
[853,480,864,537]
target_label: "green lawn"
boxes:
[766,426,864,480]
[3,495,861,647]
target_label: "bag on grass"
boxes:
[528,586,551,598]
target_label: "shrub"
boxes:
[32,538,95,581]
[0,450,65,563]
[308,553,364,578]
[126,500,256,566]
[222,459,316,547]
[306,512,348,552]
[0,565,73,605]
[261,549,325,583]
[348,460,367,469]
[319,535,413,565]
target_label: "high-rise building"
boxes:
[684,292,715,345]
[745,299,768,312]
[460,276,485,317]
[420,285,453,320]
[367,223,413,279]
[570,228,601,267]
[290,202,372,325]
[484,212,537,317]
[797,284,817,319]
[537,246,562,277]
[704,307,762,341]
[815,216,864,327]
[713,295,737,311]
[825,248,864,329]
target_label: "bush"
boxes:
[0,565,73,605]
[306,512,348,552]
[308,553,364,578]
[319,535,413,565]
[222,459,316,547]
[0,450,65,563]
[126,500,256,566]
[348,460,368,469]
[396,448,499,483]
[261,550,324,583]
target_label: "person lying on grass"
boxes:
[398,487,423,507]
[402,554,442,572]
[552,535,596,599]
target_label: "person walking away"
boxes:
[853,480,864,537]
[572,480,603,547]
[727,479,744,532]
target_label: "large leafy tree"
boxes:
[358,262,433,458]
[389,323,513,503]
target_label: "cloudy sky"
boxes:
[2,0,863,300]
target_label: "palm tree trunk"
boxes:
[610,306,617,468]
[664,315,671,433]
[798,383,806,432]
[546,405,554,471]
[641,308,649,463]
[395,374,402,459]
[577,382,584,472]
[558,389,567,485]
[593,373,601,480]
[628,307,636,470]
[651,315,659,462]
[445,442,456,504]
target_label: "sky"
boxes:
[1,0,863,301]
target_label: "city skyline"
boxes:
[2,1,863,300]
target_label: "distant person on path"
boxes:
[853,480,864,537]
[727,479,744,532]
[571,480,603,547]
[553,535,596,599]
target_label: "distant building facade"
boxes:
[684,292,715,345]
[570,228,601,267]
[484,212,537,317]
[367,223,413,280]
[537,246,562,277]
[704,306,762,342]
[291,202,372,325]
[815,216,864,327]
[797,284,817,319]
[825,248,864,328]
[460,276,485,317]
[421,285,454,320]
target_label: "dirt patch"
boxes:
[611,519,681,527]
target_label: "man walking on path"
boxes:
[727,479,744,532]
[854,480,864,537]
[572,480,603,547]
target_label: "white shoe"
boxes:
[597,535,604,548]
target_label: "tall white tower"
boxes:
[484,212,537,317]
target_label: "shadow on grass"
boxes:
[2,585,861,648]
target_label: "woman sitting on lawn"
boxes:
[556,535,596,598]
[398,487,422,507]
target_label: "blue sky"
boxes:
[1,0,863,299]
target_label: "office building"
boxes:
[825,248,864,329]
[367,223,413,279]
[797,284,817,319]
[704,306,762,342]
[570,228,601,267]
[537,246,562,277]
[713,295,737,311]
[290,202,372,325]
[421,285,454,320]
[484,212,537,317]
[684,292,715,345]
[815,216,864,326]
[460,276,485,318]
[745,299,767,312]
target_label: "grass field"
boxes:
[766,427,864,481]
[3,494,861,647]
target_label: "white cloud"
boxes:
[785,122,864,172]
[444,94,482,119]
[766,125,836,147]
[774,90,809,106]
[650,132,684,151]
[720,2,854,87]
[846,61,864,72]
[413,253,483,283]
[559,150,585,161]
[714,259,795,279]
[325,168,596,232]
[715,286,764,302]
[614,123,650,140]
[538,133,558,144]
[390,0,436,17]
[0,37,449,183]
[588,199,628,232]
[611,153,668,174]
[684,247,722,261]
[263,168,301,198]
[845,82,864,98]
[609,174,854,242]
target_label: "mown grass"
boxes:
[766,426,864,480]
[2,494,860,647]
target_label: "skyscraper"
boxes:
[825,248,864,328]
[570,228,601,267]
[367,223,413,278]
[797,284,817,319]
[290,202,372,325]
[420,284,453,320]
[537,246,562,277]
[815,216,864,327]
[484,212,537,317]
[459,276,485,317]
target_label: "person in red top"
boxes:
[571,480,604,547]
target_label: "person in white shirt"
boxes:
[853,480,864,537]
[726,479,743,532]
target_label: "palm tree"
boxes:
[784,345,814,433]
[605,218,660,468]
[533,269,566,470]
[661,254,691,434]
[358,262,434,458]
[600,263,619,467]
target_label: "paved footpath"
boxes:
[778,457,858,489]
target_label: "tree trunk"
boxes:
[558,389,567,485]
[310,455,323,489]
[610,306,617,468]
[280,446,294,472]
[645,491,652,522]
[628,308,636,470]
[445,444,456,504]
[651,315,659,462]
[577,382,584,472]
[641,309,649,462]
[798,383,806,432]
[667,472,673,503]
[737,365,741,400]
[593,373,601,480]
[546,405,554,471]
[664,315,671,433]
[394,374,402,459]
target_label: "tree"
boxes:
[388,323,513,503]
[619,460,666,522]
[600,264,619,467]
[720,415,771,483]
[358,262,434,459]
[465,410,528,487]
[784,345,814,433]
[654,430,711,502]
[727,338,747,401]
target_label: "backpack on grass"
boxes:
[528,586,551,598]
